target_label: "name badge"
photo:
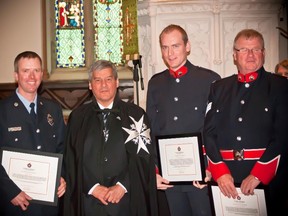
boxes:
[8,127,22,132]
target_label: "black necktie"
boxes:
[102,111,110,142]
[30,103,37,121]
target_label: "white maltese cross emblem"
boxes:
[122,115,151,154]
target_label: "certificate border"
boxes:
[208,181,269,216]
[0,147,63,206]
[155,132,206,184]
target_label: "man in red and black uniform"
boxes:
[204,29,288,215]
[147,24,220,216]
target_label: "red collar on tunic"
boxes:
[237,71,258,83]
[169,66,188,78]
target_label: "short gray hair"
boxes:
[88,60,118,81]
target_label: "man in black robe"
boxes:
[63,60,158,216]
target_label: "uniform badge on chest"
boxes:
[47,114,54,126]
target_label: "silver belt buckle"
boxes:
[233,149,244,161]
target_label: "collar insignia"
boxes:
[237,72,258,83]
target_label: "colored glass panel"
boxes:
[93,0,123,64]
[55,0,85,68]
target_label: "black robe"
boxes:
[63,95,158,216]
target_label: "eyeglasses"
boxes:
[234,48,263,54]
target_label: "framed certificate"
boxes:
[156,132,205,184]
[208,182,268,216]
[0,147,63,206]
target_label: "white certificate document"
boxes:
[156,133,205,183]
[1,147,62,206]
[210,184,267,216]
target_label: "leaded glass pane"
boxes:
[55,0,85,68]
[56,29,85,67]
[93,1,123,64]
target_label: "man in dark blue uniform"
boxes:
[63,60,158,216]
[0,51,66,216]
[204,29,288,215]
[146,24,220,216]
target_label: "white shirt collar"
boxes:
[98,102,113,110]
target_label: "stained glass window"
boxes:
[55,0,85,68]
[93,0,123,64]
[53,0,138,70]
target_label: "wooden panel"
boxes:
[0,79,134,110]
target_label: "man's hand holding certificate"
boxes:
[156,133,205,184]
[208,179,268,216]
[1,148,64,206]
